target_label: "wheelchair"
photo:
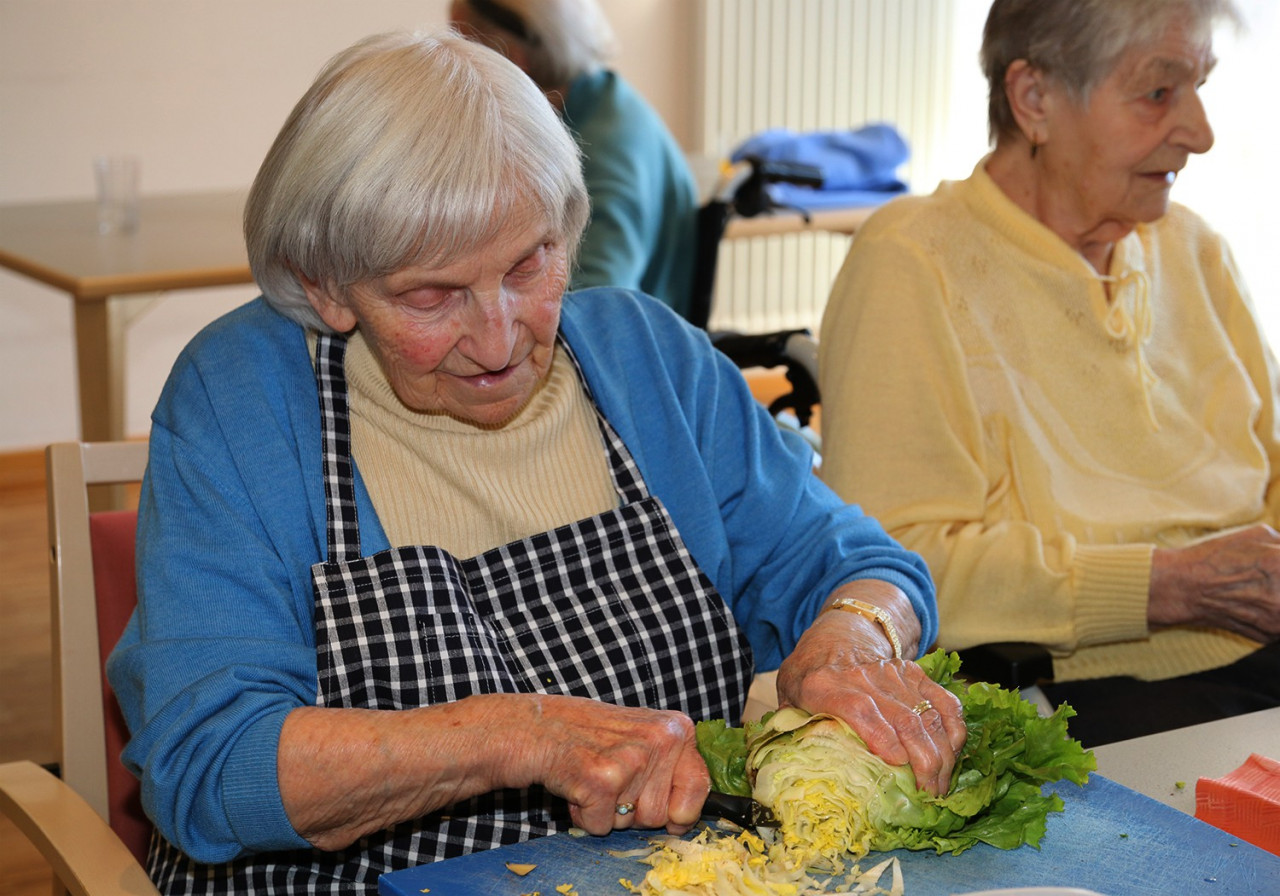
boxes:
[688,155,824,435]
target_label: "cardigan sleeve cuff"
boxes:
[223,708,310,852]
[1071,542,1154,645]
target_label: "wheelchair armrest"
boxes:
[956,642,1055,690]
[710,328,811,370]
[710,329,820,428]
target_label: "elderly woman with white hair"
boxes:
[106,29,963,895]
[819,0,1280,747]
[449,0,700,319]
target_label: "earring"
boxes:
[1028,128,1045,160]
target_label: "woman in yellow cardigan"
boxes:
[818,0,1280,746]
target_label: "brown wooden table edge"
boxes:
[68,266,254,301]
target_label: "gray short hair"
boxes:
[981,0,1242,142]
[244,29,590,331]
[461,0,616,89]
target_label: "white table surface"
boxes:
[1091,706,1280,814]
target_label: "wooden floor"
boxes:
[0,449,58,896]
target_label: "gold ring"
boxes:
[911,699,934,716]
[615,802,635,816]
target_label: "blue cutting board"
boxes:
[378,775,1280,896]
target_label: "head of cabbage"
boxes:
[748,708,943,870]
[698,650,1096,872]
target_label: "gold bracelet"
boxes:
[823,597,903,660]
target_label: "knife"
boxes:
[702,791,780,828]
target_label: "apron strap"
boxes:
[555,336,652,508]
[315,331,362,562]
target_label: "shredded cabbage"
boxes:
[622,827,904,896]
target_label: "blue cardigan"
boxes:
[107,288,935,862]
[563,70,699,319]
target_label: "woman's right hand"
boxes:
[510,694,710,837]
[280,693,709,852]
[1150,524,1280,643]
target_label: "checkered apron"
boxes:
[147,332,753,894]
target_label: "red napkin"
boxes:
[1195,753,1280,855]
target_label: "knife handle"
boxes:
[702,791,756,827]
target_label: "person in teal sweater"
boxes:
[106,30,961,894]
[450,0,699,319]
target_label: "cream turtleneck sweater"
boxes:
[338,331,617,559]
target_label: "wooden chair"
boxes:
[0,440,157,896]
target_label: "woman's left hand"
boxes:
[775,581,967,796]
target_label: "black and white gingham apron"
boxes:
[147,331,753,894]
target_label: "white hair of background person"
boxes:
[980,0,1243,143]
[244,29,590,332]
[462,0,618,89]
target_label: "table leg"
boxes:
[71,299,127,509]
[71,299,127,443]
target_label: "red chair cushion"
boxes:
[88,508,150,867]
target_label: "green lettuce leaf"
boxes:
[695,718,753,797]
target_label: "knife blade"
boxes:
[702,791,780,828]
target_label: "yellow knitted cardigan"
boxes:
[819,160,1276,682]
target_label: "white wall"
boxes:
[0,0,696,451]
[2,0,1276,451]
[1174,1,1280,343]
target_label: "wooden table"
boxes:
[0,191,253,443]
[722,203,873,239]
[0,191,868,446]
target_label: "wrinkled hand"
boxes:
[1151,524,1280,643]
[512,694,709,836]
[776,608,966,796]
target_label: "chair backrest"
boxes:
[46,440,150,867]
